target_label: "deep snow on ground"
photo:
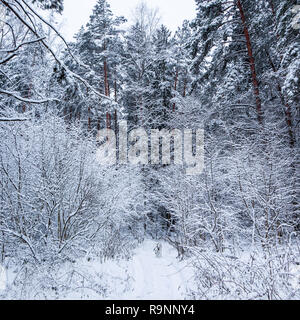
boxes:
[120,240,193,300]
[63,239,193,300]
[1,240,193,300]
[2,239,298,300]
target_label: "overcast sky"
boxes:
[61,0,197,41]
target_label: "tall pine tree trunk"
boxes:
[237,0,263,124]
[106,112,111,129]
[104,59,110,97]
[173,68,179,112]
[114,79,117,102]
[114,110,118,132]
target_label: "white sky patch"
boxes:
[0,3,6,30]
[60,0,196,41]
[0,265,6,291]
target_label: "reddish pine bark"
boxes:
[88,106,91,131]
[237,0,263,124]
[106,112,111,129]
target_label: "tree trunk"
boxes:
[114,110,118,132]
[237,0,263,124]
[104,59,110,97]
[114,79,117,102]
[106,112,111,129]
[88,106,91,131]
[173,68,179,112]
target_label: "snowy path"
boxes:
[120,240,192,300]
[56,239,194,300]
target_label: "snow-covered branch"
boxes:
[0,117,28,122]
[0,37,46,54]
[0,89,59,103]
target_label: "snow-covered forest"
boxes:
[0,0,299,300]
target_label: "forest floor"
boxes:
[2,239,299,299]
[62,239,194,300]
[2,239,194,299]
[119,240,193,300]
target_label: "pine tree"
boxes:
[172,20,193,107]
[62,0,126,130]
[122,22,154,128]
